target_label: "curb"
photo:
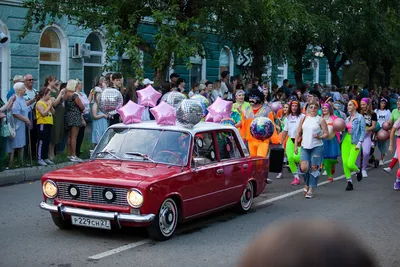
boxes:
[0,162,78,186]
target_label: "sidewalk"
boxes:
[0,162,78,186]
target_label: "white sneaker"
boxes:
[322,170,327,176]
[383,167,392,173]
[276,173,283,179]
[70,156,83,162]
[379,160,384,166]
[44,159,55,165]
[37,159,47,166]
[362,170,368,178]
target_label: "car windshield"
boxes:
[92,128,191,166]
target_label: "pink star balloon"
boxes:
[204,113,214,122]
[150,101,176,125]
[207,97,233,123]
[137,85,162,107]
[117,100,145,124]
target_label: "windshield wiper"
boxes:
[95,151,121,160]
[124,152,156,163]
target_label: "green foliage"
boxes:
[22,0,209,83]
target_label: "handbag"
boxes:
[6,112,16,139]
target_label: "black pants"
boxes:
[37,124,52,160]
[76,126,85,157]
[25,119,38,160]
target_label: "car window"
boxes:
[193,133,217,166]
[216,131,242,160]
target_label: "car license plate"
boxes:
[71,216,111,230]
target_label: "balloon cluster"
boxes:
[250,117,275,141]
[98,84,207,128]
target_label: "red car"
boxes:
[40,121,268,241]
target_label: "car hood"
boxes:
[45,160,184,187]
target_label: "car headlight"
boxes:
[127,189,143,208]
[43,180,57,198]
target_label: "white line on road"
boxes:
[88,239,151,260]
[88,160,390,260]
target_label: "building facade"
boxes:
[0,1,337,100]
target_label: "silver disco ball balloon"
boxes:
[176,99,203,128]
[98,88,123,115]
[161,91,187,109]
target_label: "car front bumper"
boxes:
[39,202,155,225]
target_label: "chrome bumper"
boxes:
[39,202,155,224]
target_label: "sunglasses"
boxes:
[309,105,318,109]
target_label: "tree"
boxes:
[307,0,364,87]
[210,0,294,80]
[22,0,211,84]
[286,2,316,89]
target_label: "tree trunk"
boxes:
[368,63,377,88]
[294,52,304,90]
[252,47,265,80]
[382,61,393,87]
[331,68,340,87]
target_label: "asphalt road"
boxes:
[1,161,399,267]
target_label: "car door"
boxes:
[181,132,226,217]
[215,130,249,205]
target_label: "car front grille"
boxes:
[56,182,129,206]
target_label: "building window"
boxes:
[326,59,332,84]
[277,60,288,86]
[84,32,105,94]
[39,27,66,85]
[313,59,320,84]
[189,53,206,88]
[219,46,234,76]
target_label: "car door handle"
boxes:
[216,169,224,174]
[243,164,248,169]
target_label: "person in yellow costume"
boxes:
[244,90,278,157]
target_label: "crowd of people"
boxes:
[2,70,400,198]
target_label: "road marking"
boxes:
[88,239,151,260]
[88,160,390,260]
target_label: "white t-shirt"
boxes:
[374,109,391,127]
[284,113,305,138]
[301,116,323,149]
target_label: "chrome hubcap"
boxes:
[241,182,253,210]
[159,200,177,236]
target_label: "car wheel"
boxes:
[147,198,179,241]
[235,181,254,214]
[51,214,72,229]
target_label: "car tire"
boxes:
[51,214,72,229]
[147,198,179,241]
[235,181,254,214]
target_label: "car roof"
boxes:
[108,121,239,135]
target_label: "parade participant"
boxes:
[294,100,328,198]
[233,90,252,140]
[280,101,305,183]
[35,87,54,166]
[374,98,391,165]
[321,103,341,182]
[342,100,366,191]
[245,90,274,157]
[356,98,377,178]
[302,90,321,114]
[389,118,400,190]
[386,96,400,172]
